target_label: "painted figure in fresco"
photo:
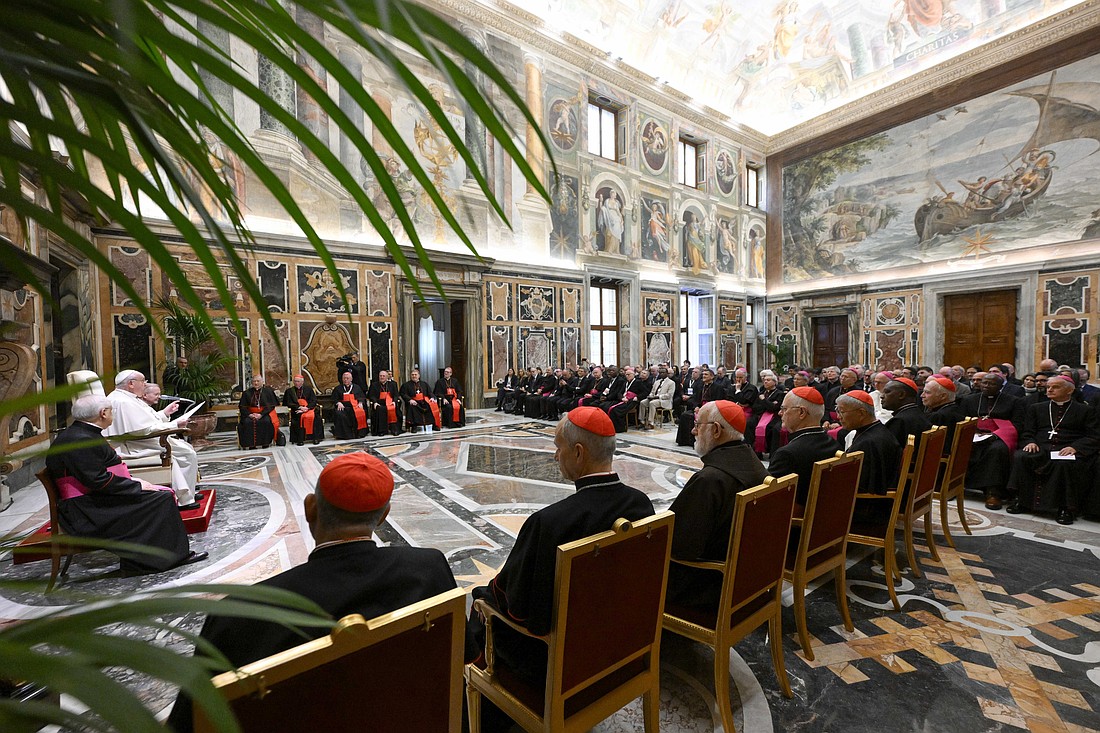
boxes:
[595,188,626,254]
[549,99,578,151]
[641,121,668,171]
[714,151,736,196]
[772,1,800,60]
[682,210,707,275]
[642,199,670,262]
[732,45,770,109]
[749,226,765,279]
[716,218,737,274]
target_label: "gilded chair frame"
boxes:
[784,452,864,661]
[662,475,799,733]
[465,511,675,733]
[195,587,468,733]
[936,417,978,548]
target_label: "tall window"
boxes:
[679,291,714,366]
[677,138,703,189]
[590,283,619,366]
[746,164,762,208]
[587,100,618,161]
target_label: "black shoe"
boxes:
[178,502,201,512]
[295,441,304,446]
[176,550,209,567]
[193,492,205,502]
[313,440,321,445]
[1005,501,1024,514]
[1056,509,1074,525]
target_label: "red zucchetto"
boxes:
[567,406,616,437]
[845,390,874,406]
[893,377,919,393]
[929,375,956,392]
[317,452,394,512]
[712,400,747,434]
[792,386,824,405]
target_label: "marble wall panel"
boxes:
[299,320,358,392]
[560,287,581,324]
[114,313,153,376]
[769,303,799,367]
[109,246,152,307]
[1038,271,1097,370]
[519,327,555,371]
[368,321,393,376]
[486,281,512,321]
[258,261,288,313]
[644,296,673,328]
[258,319,290,387]
[561,327,580,369]
[518,285,555,322]
[365,270,392,317]
[644,330,673,367]
[859,290,922,369]
[488,325,513,382]
[297,265,359,314]
[720,334,741,370]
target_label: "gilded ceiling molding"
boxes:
[770,0,1100,153]
[428,0,769,150]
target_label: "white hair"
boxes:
[705,404,744,442]
[924,379,953,402]
[836,393,874,419]
[560,415,616,463]
[72,395,111,421]
[786,392,824,422]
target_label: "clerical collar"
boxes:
[575,472,619,491]
[312,536,375,553]
[894,403,919,413]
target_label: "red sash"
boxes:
[414,392,442,428]
[342,393,367,430]
[380,391,397,424]
[446,388,462,422]
[248,405,279,431]
[754,411,775,453]
[297,398,315,434]
[977,417,1017,453]
[56,463,172,501]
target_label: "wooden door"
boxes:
[943,290,1017,368]
[449,299,467,390]
[812,316,849,368]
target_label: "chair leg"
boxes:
[923,509,940,563]
[47,549,61,594]
[714,646,737,733]
[768,605,793,698]
[793,578,814,661]
[939,493,956,549]
[466,682,482,733]
[883,543,901,612]
[835,566,854,632]
[642,687,659,733]
[61,553,74,577]
[904,519,922,579]
[956,488,972,536]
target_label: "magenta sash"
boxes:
[827,426,843,440]
[740,405,753,424]
[55,463,172,501]
[754,411,775,453]
[977,417,1018,453]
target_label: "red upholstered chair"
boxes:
[936,417,978,548]
[195,588,468,733]
[784,451,864,660]
[662,474,799,733]
[848,426,947,611]
[466,512,675,733]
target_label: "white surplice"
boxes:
[105,388,198,505]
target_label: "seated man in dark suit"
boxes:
[47,396,206,576]
[469,407,654,698]
[838,390,903,526]
[667,400,766,609]
[168,452,467,732]
[767,386,839,506]
[882,377,932,447]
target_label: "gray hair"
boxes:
[72,395,111,421]
[924,379,953,402]
[143,382,161,395]
[837,393,874,419]
[561,414,616,464]
[759,369,777,381]
[786,392,824,422]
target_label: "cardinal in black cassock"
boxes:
[434,366,466,427]
[238,374,280,449]
[331,371,368,439]
[282,375,323,445]
[368,370,403,436]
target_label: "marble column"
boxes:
[295,7,329,163]
[523,54,545,193]
[196,19,235,116]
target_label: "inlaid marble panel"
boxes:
[874,330,907,371]
[365,270,392,317]
[109,246,152,307]
[519,327,554,370]
[645,331,673,367]
[113,313,152,376]
[720,334,741,370]
[485,281,512,321]
[296,265,358,314]
[488,326,513,380]
[561,327,579,369]
[257,261,288,313]
[560,287,581,324]
[719,302,743,334]
[859,290,921,369]
[645,297,673,328]
[258,319,290,388]
[300,320,357,391]
[518,285,555,322]
[1043,318,1088,369]
[1044,276,1090,313]
[368,321,393,375]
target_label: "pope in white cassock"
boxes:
[106,369,201,509]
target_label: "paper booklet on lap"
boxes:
[1050,451,1075,461]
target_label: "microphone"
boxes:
[160,395,195,403]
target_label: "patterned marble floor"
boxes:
[2,409,1099,732]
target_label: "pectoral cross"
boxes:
[1048,429,1058,440]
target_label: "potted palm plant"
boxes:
[156,298,234,444]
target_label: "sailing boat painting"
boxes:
[781,54,1100,285]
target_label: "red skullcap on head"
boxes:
[893,377,919,393]
[792,386,824,405]
[567,406,616,437]
[845,390,874,406]
[317,452,394,512]
[711,400,747,434]
[929,375,956,392]
[880,371,895,380]
[293,374,304,380]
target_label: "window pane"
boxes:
[698,333,713,365]
[602,287,617,325]
[681,142,696,188]
[746,303,754,324]
[590,332,602,365]
[588,104,601,156]
[590,288,602,326]
[679,294,688,329]
[601,109,616,160]
[602,332,617,366]
[697,296,713,329]
[679,332,686,364]
[746,167,759,207]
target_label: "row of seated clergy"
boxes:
[105,369,201,509]
[47,396,208,575]
[330,367,465,439]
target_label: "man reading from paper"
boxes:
[106,369,201,510]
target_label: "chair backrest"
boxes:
[723,474,799,616]
[196,587,467,733]
[66,370,105,401]
[944,418,978,486]
[797,452,864,571]
[35,469,63,539]
[546,512,675,706]
[907,426,947,515]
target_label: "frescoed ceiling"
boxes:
[491,0,1091,137]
